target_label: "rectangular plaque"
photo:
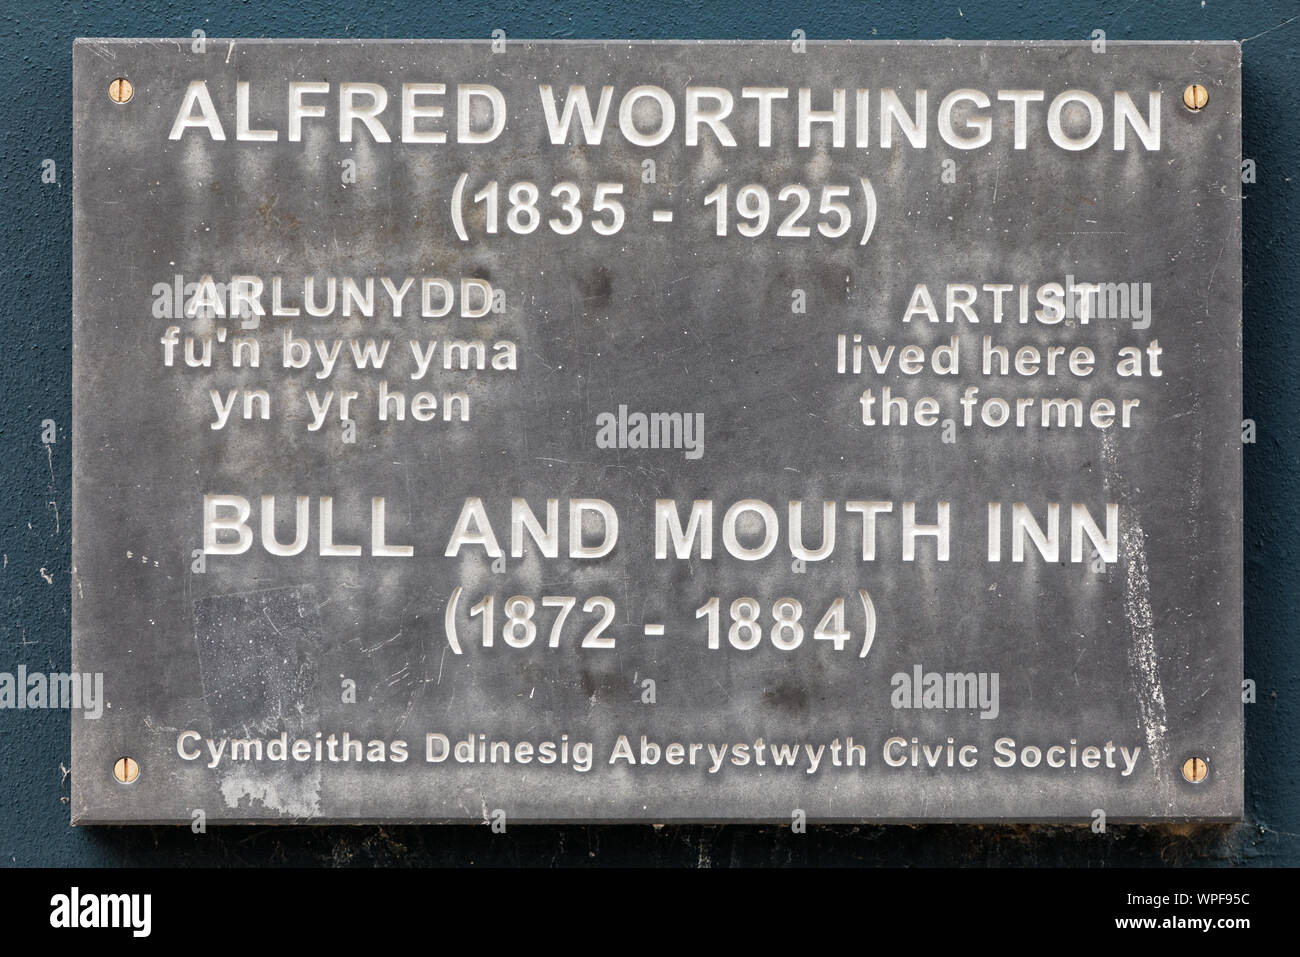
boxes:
[72,39,1242,823]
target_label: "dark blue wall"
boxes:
[1,0,1294,866]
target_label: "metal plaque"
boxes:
[72,39,1242,823]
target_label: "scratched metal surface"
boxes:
[70,39,1240,824]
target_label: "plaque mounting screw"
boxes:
[1181,756,1208,784]
[113,756,140,784]
[1182,84,1208,111]
[108,77,133,104]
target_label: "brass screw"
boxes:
[113,756,140,784]
[1181,756,1208,784]
[1182,84,1208,111]
[108,77,133,104]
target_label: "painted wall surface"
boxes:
[0,0,1293,866]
